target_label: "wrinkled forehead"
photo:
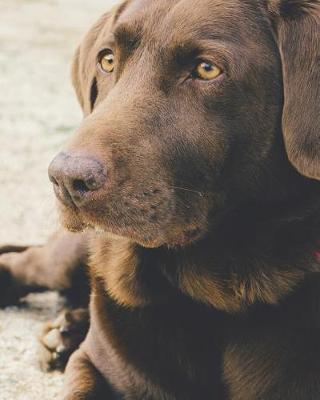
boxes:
[113,0,269,46]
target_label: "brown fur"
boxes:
[1,0,320,398]
[178,263,305,312]
[90,237,148,308]
[0,231,90,307]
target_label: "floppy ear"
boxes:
[71,46,84,110]
[268,0,320,180]
[71,11,113,116]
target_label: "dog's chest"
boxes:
[84,286,229,399]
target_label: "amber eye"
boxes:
[99,50,115,73]
[194,62,222,80]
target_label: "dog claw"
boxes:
[39,308,89,371]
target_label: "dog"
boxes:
[0,0,320,398]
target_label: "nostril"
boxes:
[72,179,90,193]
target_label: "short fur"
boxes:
[0,0,320,399]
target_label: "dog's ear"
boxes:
[71,11,113,116]
[71,46,84,110]
[72,1,130,115]
[268,0,320,180]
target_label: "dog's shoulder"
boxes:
[223,273,320,399]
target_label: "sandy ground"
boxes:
[0,1,117,398]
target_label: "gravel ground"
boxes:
[0,1,117,398]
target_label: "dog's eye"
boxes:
[98,50,115,73]
[193,62,222,80]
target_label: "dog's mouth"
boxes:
[49,155,209,248]
[55,193,206,248]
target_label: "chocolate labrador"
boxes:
[1,0,320,398]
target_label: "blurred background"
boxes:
[0,1,117,398]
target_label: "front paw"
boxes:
[39,308,89,371]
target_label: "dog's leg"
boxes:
[62,349,117,400]
[0,231,92,371]
[0,230,90,307]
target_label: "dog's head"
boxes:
[49,0,320,248]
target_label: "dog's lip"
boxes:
[89,219,204,249]
[54,198,158,245]
[59,202,204,248]
[89,221,165,248]
[57,196,204,248]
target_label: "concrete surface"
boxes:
[0,1,117,398]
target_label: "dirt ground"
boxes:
[0,1,117,398]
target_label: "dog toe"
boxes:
[39,308,89,372]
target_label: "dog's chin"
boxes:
[57,206,88,232]
[93,227,166,249]
[57,203,205,249]
[91,221,205,249]
[91,224,205,249]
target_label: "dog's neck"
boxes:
[89,179,320,312]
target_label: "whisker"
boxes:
[170,186,204,197]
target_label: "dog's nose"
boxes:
[48,152,107,206]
